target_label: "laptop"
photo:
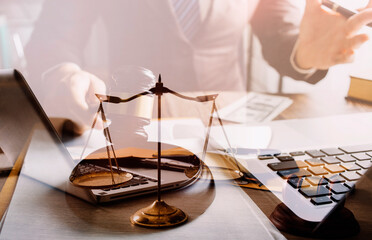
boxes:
[0,69,202,203]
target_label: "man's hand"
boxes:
[295,0,372,70]
[42,63,106,134]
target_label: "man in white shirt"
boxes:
[24,0,372,131]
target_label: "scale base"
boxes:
[270,203,359,238]
[130,200,187,228]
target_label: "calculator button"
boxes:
[324,164,345,173]
[306,176,328,186]
[321,157,340,164]
[305,158,325,166]
[324,174,345,183]
[308,166,329,175]
[339,144,372,154]
[356,161,372,169]
[278,169,312,179]
[267,161,308,171]
[287,177,310,188]
[337,155,356,163]
[320,148,344,156]
[331,194,346,202]
[327,183,350,194]
[340,171,361,181]
[290,151,305,156]
[276,155,295,162]
[351,153,371,161]
[340,163,361,171]
[311,196,333,205]
[305,150,326,158]
[299,186,331,198]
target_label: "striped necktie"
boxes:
[171,0,201,41]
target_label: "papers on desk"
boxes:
[216,92,292,123]
[144,118,271,156]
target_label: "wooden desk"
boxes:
[162,89,372,240]
[1,90,372,239]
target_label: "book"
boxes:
[348,31,372,103]
[347,75,372,103]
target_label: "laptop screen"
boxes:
[0,70,69,166]
[0,69,79,186]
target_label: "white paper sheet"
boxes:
[144,118,271,155]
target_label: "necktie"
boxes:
[171,0,201,41]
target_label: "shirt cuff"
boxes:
[290,39,316,79]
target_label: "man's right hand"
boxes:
[42,63,106,134]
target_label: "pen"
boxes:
[322,0,372,28]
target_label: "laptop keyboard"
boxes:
[102,173,157,191]
[76,162,158,191]
[261,144,372,205]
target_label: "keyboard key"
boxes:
[278,168,312,179]
[340,163,361,171]
[276,155,295,162]
[321,157,340,164]
[305,150,326,158]
[366,151,372,157]
[299,186,331,198]
[320,148,344,156]
[356,161,372,169]
[340,171,361,181]
[344,181,356,189]
[331,194,346,202]
[305,158,325,166]
[324,174,345,183]
[267,161,308,171]
[351,153,371,161]
[327,183,350,194]
[337,155,356,163]
[290,151,305,156]
[357,169,368,176]
[308,166,329,175]
[287,177,310,188]
[339,144,372,154]
[324,164,345,173]
[258,155,274,160]
[311,196,333,205]
[306,176,328,186]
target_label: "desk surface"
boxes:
[161,89,372,240]
[1,89,372,239]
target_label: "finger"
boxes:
[348,33,369,50]
[69,74,90,110]
[305,0,322,10]
[334,49,355,64]
[89,74,106,94]
[346,9,372,35]
[367,0,372,9]
[87,74,106,104]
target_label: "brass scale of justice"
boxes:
[69,75,245,228]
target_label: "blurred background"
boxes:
[0,0,371,95]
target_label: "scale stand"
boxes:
[130,76,187,227]
[71,73,243,228]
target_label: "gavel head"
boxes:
[104,66,156,149]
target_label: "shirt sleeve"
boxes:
[250,0,327,84]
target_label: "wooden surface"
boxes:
[2,89,372,239]
[162,89,372,240]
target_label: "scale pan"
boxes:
[69,160,133,189]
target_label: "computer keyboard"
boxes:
[242,144,372,221]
